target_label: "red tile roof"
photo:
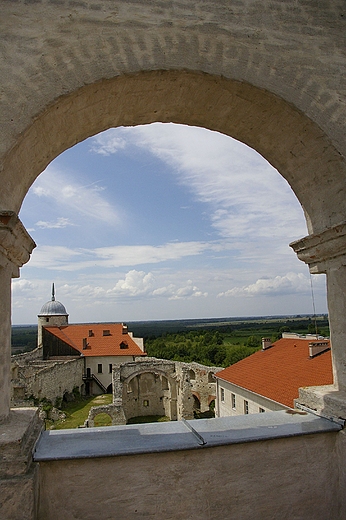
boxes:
[215,338,333,408]
[45,323,146,358]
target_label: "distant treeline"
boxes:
[11,315,330,360]
[145,330,262,367]
[11,326,37,355]
[128,315,329,340]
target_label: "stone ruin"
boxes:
[86,358,222,426]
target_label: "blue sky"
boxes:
[12,123,328,325]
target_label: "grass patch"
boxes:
[127,415,170,425]
[51,394,113,430]
[94,412,113,427]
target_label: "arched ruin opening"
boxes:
[122,367,178,422]
[193,394,201,412]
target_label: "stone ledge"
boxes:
[296,385,346,421]
[33,410,341,462]
[0,408,43,478]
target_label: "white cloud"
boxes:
[109,270,155,297]
[218,272,310,298]
[31,167,120,226]
[89,134,126,155]
[35,217,76,229]
[29,246,83,269]
[90,124,307,242]
[12,279,36,294]
[28,241,216,271]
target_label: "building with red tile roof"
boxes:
[38,286,146,395]
[215,334,333,417]
[42,323,146,394]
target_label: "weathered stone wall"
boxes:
[113,358,221,422]
[86,402,126,427]
[12,357,84,404]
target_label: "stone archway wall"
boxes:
[112,358,221,422]
[119,359,180,421]
[1,70,346,237]
[1,2,346,236]
[1,0,346,419]
[87,403,126,427]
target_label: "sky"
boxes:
[12,123,328,325]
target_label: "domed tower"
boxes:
[37,284,69,348]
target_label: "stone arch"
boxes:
[122,367,178,422]
[189,369,196,381]
[192,393,201,411]
[2,70,346,239]
[1,5,346,423]
[208,395,216,407]
[87,403,126,427]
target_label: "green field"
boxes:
[47,394,113,430]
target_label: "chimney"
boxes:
[262,338,272,350]
[122,324,128,335]
[82,338,88,350]
[309,341,330,358]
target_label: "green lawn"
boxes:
[50,394,113,430]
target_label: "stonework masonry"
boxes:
[99,358,222,425]
[11,349,221,426]
[2,2,346,518]
[13,357,85,405]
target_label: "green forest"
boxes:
[145,330,262,367]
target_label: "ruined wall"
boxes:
[12,358,84,404]
[113,358,221,423]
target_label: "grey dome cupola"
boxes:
[38,284,68,317]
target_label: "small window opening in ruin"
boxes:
[120,341,128,349]
[98,363,102,373]
[46,318,49,323]
[103,329,111,336]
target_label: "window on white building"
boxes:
[244,400,249,414]
[109,364,112,373]
[221,388,225,402]
[98,364,102,373]
[259,407,265,413]
[231,393,236,409]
